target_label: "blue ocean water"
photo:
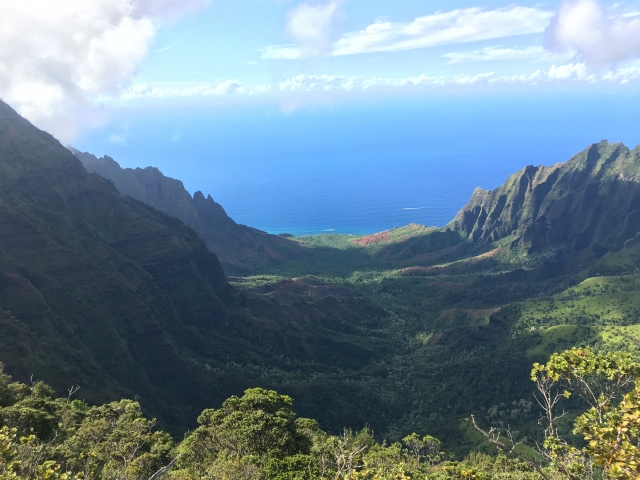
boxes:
[76,91,640,236]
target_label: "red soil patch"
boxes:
[352,230,392,246]
[474,247,501,260]
[352,224,430,246]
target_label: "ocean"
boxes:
[76,90,640,236]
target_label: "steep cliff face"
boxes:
[0,101,241,428]
[74,150,301,275]
[450,140,640,253]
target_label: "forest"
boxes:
[1,347,639,479]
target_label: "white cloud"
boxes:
[156,45,174,53]
[133,0,210,19]
[0,0,210,143]
[260,45,304,60]
[120,64,640,102]
[122,80,271,99]
[331,6,554,57]
[442,46,570,64]
[545,0,640,67]
[284,0,345,58]
[277,73,501,92]
[109,134,127,144]
[548,62,593,81]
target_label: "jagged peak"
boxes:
[135,165,162,173]
[192,191,218,205]
[468,186,489,199]
[450,138,640,253]
[70,148,122,170]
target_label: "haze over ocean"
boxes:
[75,90,640,236]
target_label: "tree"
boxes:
[0,425,76,480]
[55,400,174,480]
[176,388,312,478]
[471,347,640,479]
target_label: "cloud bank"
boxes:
[545,0,640,67]
[121,63,640,101]
[0,0,210,142]
[333,6,553,56]
[123,81,271,99]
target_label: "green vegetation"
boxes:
[10,100,640,467]
[3,348,640,479]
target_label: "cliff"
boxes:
[0,100,239,429]
[450,140,640,254]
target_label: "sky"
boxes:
[2,0,640,141]
[3,0,640,233]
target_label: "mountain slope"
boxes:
[450,140,640,254]
[0,101,244,429]
[73,150,301,275]
[358,140,640,269]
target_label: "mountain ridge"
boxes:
[73,149,302,275]
[450,140,640,254]
[6,98,640,453]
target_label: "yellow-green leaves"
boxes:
[532,347,640,480]
[574,381,640,479]
[537,347,640,384]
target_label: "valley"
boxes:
[5,0,640,476]
[70,126,640,457]
[1,98,640,467]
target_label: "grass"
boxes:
[228,275,290,289]
[526,325,594,359]
[579,242,640,279]
[291,224,437,252]
[597,325,640,355]
[516,274,640,330]
[292,233,364,250]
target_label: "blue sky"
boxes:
[3,0,640,140]
[124,0,640,105]
[5,1,640,232]
[139,0,557,83]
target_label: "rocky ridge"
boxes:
[450,140,640,254]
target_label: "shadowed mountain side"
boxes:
[243,279,390,367]
[73,150,303,275]
[0,101,239,429]
[450,140,640,254]
[0,101,396,434]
